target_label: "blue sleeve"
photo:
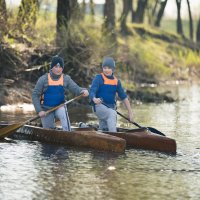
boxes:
[117,80,127,100]
[89,75,102,101]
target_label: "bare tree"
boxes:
[56,0,79,46]
[151,0,159,17]
[120,0,132,34]
[197,17,200,43]
[133,0,148,23]
[102,0,116,53]
[0,0,6,21]
[80,0,93,21]
[186,0,193,41]
[80,0,86,19]
[176,0,184,35]
[17,0,39,34]
[129,0,134,22]
[90,0,95,19]
[103,0,115,34]
[154,0,168,27]
[0,0,7,38]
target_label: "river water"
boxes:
[0,84,200,200]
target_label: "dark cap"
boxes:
[51,55,64,69]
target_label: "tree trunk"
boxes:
[152,0,159,17]
[90,0,95,17]
[17,0,39,34]
[154,0,168,27]
[89,0,95,22]
[120,0,131,34]
[146,0,153,25]
[0,0,7,21]
[176,0,184,35]
[0,0,7,37]
[80,0,86,20]
[103,0,116,52]
[197,17,200,43]
[130,0,135,22]
[103,0,115,34]
[133,0,148,23]
[56,0,78,46]
[186,0,193,41]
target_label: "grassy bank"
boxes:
[4,9,200,84]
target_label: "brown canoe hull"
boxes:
[0,124,176,154]
[13,125,126,153]
[104,128,176,154]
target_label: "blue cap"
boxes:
[102,57,115,70]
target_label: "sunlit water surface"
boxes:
[0,84,200,200]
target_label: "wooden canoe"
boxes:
[0,124,126,153]
[0,123,176,154]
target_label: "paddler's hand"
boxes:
[93,97,102,105]
[81,89,89,97]
[38,111,46,118]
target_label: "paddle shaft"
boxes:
[115,110,142,128]
[27,94,83,124]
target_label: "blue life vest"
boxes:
[96,73,118,105]
[43,73,65,107]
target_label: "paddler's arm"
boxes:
[64,74,88,97]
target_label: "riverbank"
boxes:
[0,78,187,107]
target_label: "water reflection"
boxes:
[40,144,69,160]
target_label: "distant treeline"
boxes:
[0,0,200,46]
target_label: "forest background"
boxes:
[0,0,200,106]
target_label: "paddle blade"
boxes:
[0,123,24,139]
[147,127,166,136]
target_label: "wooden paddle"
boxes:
[0,95,83,139]
[101,102,166,136]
